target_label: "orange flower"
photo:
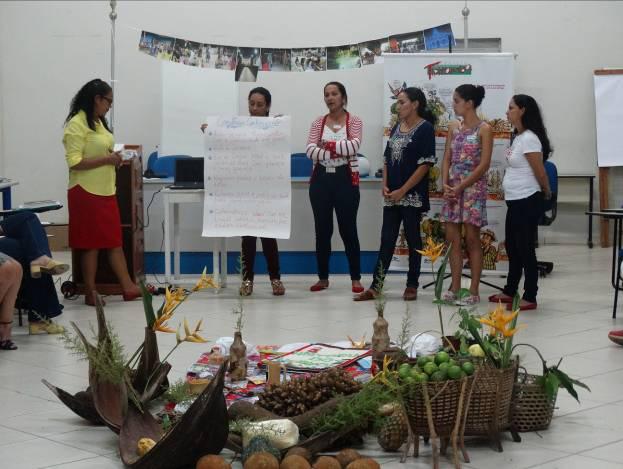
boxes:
[193,267,219,291]
[480,302,522,337]
[153,309,176,334]
[416,237,445,264]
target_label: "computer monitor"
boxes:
[174,158,204,185]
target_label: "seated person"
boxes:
[0,212,68,334]
[0,252,21,350]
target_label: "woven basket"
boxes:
[402,376,474,438]
[511,370,557,432]
[464,360,518,436]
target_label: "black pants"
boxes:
[371,206,423,290]
[309,166,361,280]
[503,191,544,303]
[241,236,280,281]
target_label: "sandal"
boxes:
[0,339,17,350]
[442,290,457,302]
[239,280,253,296]
[30,259,70,278]
[29,320,65,335]
[0,320,16,350]
[271,279,285,296]
[310,281,329,292]
[353,289,377,302]
[456,294,480,306]
[488,293,513,303]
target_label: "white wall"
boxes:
[1,1,622,240]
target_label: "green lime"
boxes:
[447,365,462,380]
[423,362,438,376]
[409,367,421,379]
[448,358,457,366]
[417,356,430,368]
[404,376,415,385]
[398,363,411,379]
[415,373,429,383]
[461,362,475,376]
[438,362,450,373]
[435,351,450,365]
[430,371,446,382]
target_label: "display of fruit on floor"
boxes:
[258,368,362,417]
[398,352,475,383]
[244,452,280,469]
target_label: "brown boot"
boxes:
[403,287,418,301]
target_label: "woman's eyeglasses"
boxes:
[101,96,113,105]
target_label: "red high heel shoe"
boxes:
[352,285,365,294]
[122,289,142,301]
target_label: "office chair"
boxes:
[537,160,558,277]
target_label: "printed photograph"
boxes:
[213,45,238,70]
[291,48,327,72]
[388,31,426,53]
[235,64,259,82]
[173,39,204,66]
[237,47,261,67]
[260,48,291,72]
[358,39,385,65]
[327,44,361,70]
[423,23,455,50]
[138,31,174,60]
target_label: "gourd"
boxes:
[242,419,299,450]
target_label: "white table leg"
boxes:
[213,237,221,287]
[173,202,181,281]
[163,193,171,284]
[220,237,227,288]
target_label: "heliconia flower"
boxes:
[193,267,219,291]
[416,237,445,263]
[480,302,522,337]
[183,318,192,337]
[152,310,176,334]
[175,324,182,344]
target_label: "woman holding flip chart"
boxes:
[201,87,286,297]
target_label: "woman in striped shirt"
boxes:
[306,82,364,293]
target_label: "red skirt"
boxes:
[68,185,122,249]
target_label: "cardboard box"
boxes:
[45,224,69,251]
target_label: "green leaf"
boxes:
[140,282,156,329]
[457,288,471,300]
[544,372,560,401]
[550,367,590,402]
[434,243,451,300]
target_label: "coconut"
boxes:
[280,455,311,469]
[335,449,361,468]
[244,452,280,469]
[196,454,232,469]
[284,447,312,462]
[345,459,380,469]
[312,456,341,469]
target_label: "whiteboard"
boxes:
[594,71,623,167]
[160,61,236,157]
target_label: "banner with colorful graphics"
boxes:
[383,53,515,275]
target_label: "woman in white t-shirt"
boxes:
[489,95,552,311]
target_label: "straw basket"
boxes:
[511,369,557,432]
[464,359,519,451]
[401,376,475,468]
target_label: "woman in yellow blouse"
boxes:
[63,79,140,306]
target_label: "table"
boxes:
[559,175,595,248]
[585,209,623,318]
[0,179,18,210]
[162,188,228,287]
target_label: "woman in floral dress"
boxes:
[440,84,493,305]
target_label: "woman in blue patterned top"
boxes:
[355,87,436,301]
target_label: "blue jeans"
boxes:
[0,212,63,321]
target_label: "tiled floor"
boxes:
[0,245,621,468]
